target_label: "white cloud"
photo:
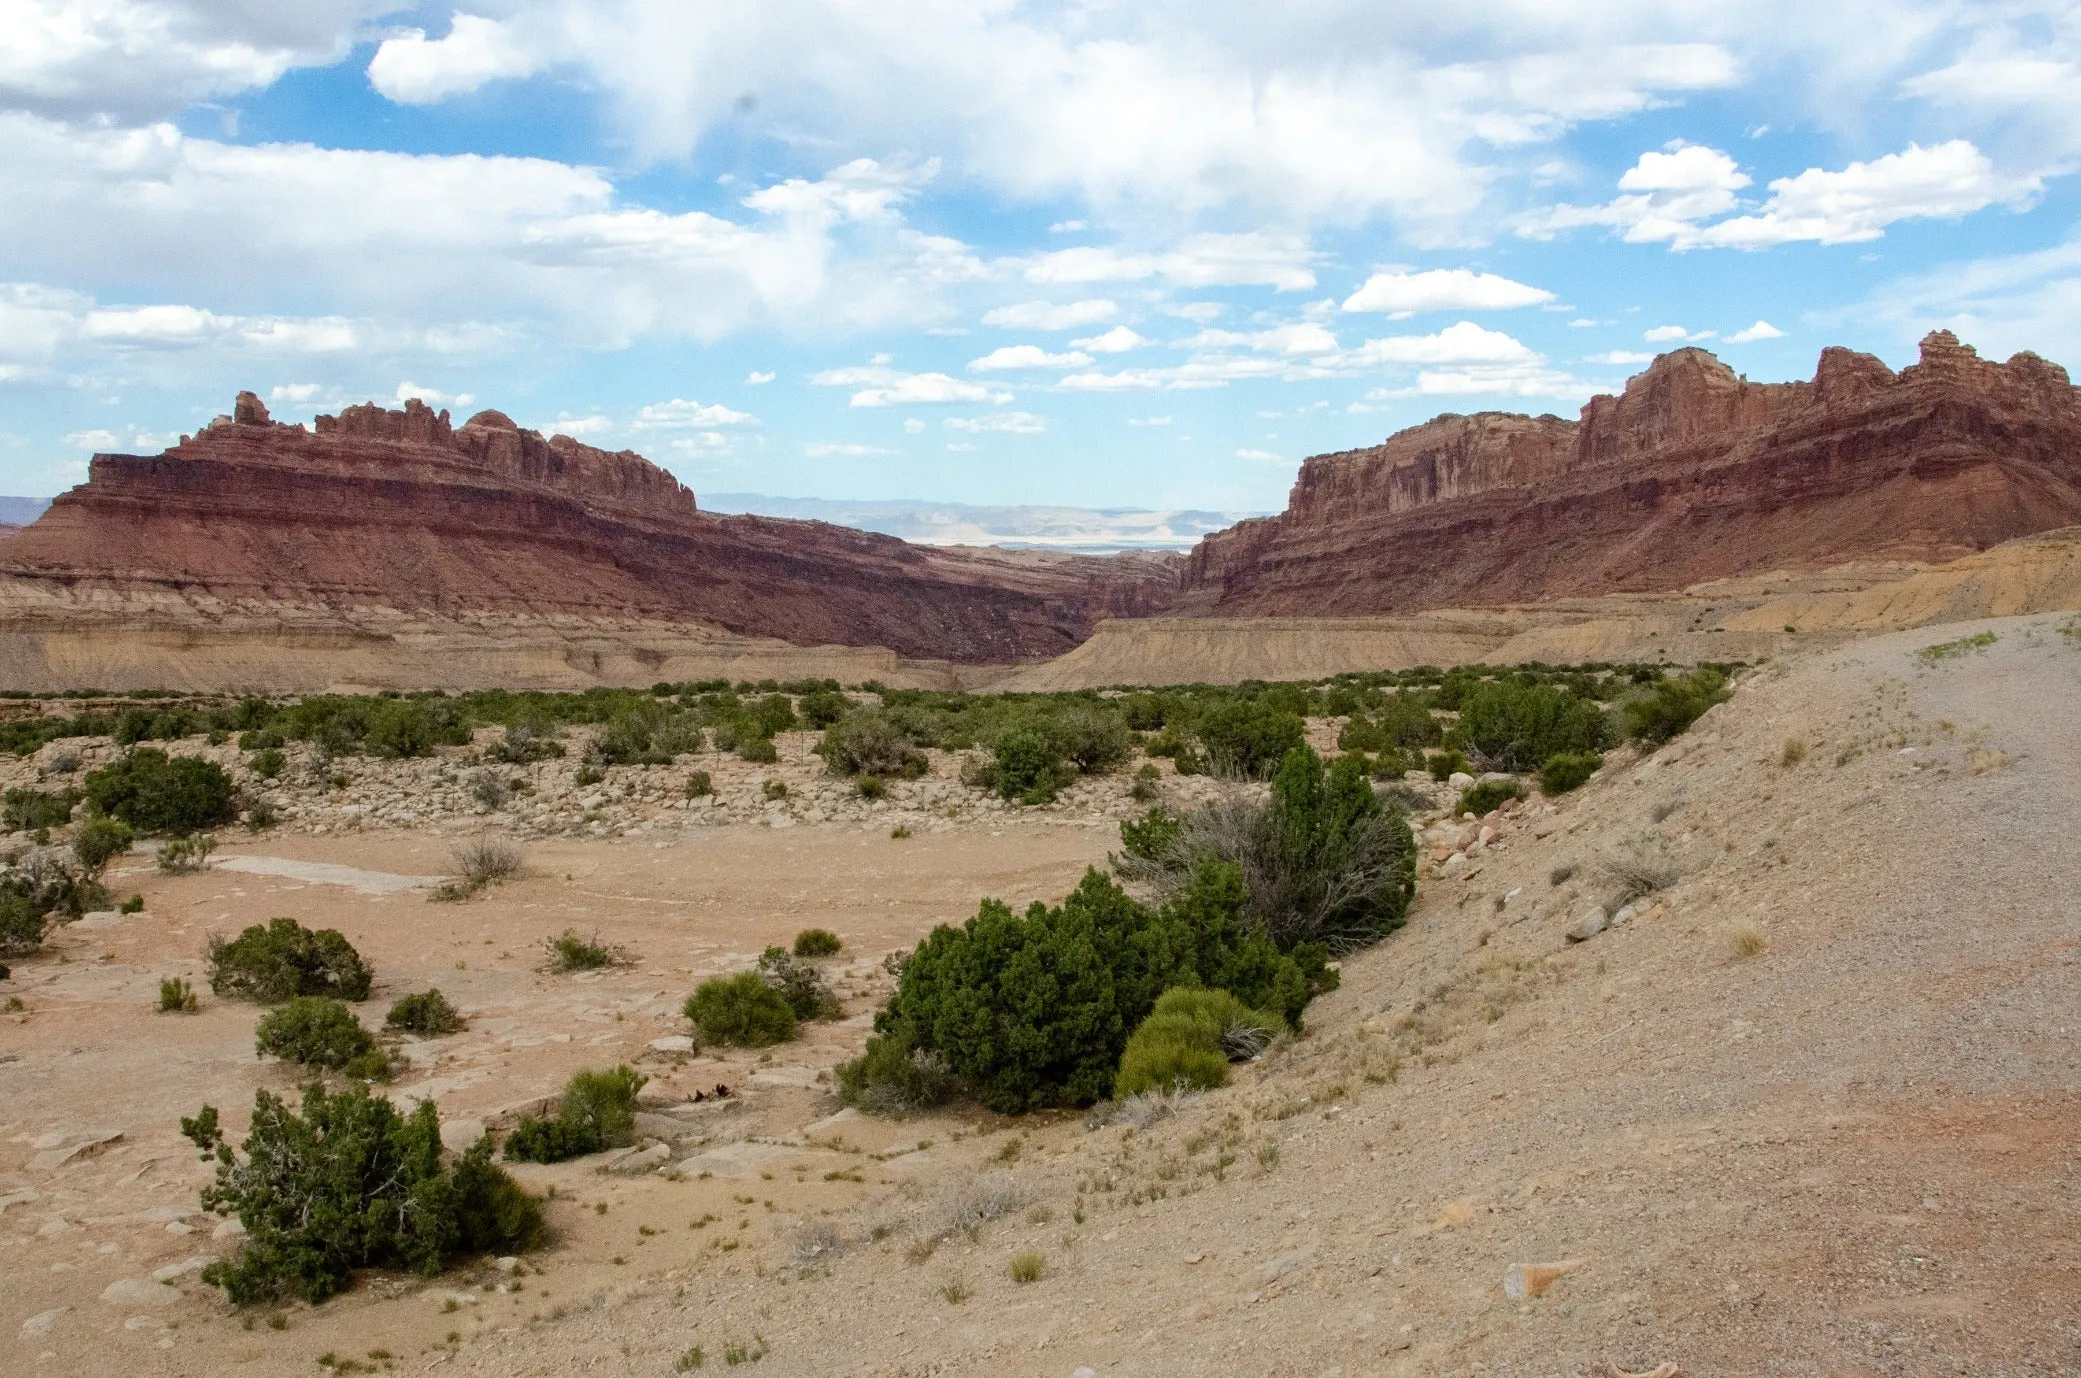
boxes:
[1527,139,2038,251]
[1236,448,1286,463]
[631,398,758,430]
[395,381,475,407]
[1725,319,1785,343]
[63,428,122,450]
[1162,302,1226,324]
[945,441,976,452]
[981,298,1115,330]
[547,414,613,437]
[1023,233,1317,290]
[367,14,541,105]
[270,382,324,402]
[1345,321,1536,366]
[1567,318,1599,327]
[805,441,893,457]
[745,370,775,385]
[946,411,1045,435]
[810,364,1011,407]
[968,344,1092,372]
[1584,350,1654,364]
[902,418,925,434]
[1341,268,1555,315]
[1185,322,1340,356]
[1127,415,1172,426]
[1070,325,1149,354]
[1642,325,1715,343]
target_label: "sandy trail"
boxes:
[3,616,2078,1376]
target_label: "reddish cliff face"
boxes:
[1180,333,2081,615]
[1,393,1180,663]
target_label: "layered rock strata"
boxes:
[0,393,1179,664]
[1179,333,2081,615]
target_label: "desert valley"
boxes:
[0,324,2077,1378]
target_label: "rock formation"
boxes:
[0,393,1180,664]
[1177,333,2081,615]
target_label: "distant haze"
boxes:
[701,494,1258,553]
[0,498,51,527]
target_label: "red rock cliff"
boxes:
[2,393,1180,663]
[1180,333,2081,614]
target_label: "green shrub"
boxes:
[758,946,841,1021]
[119,892,144,913]
[0,892,44,957]
[543,929,628,972]
[855,773,887,799]
[1114,987,1283,1098]
[208,917,373,1003]
[684,971,797,1047]
[254,996,388,1078]
[684,770,713,797]
[1426,748,1468,780]
[182,1082,543,1304]
[238,729,285,751]
[385,988,465,1036]
[1456,778,1526,817]
[1538,751,1603,795]
[72,815,134,873]
[797,689,849,728]
[157,831,216,873]
[484,723,564,764]
[502,1066,646,1164]
[158,976,199,1013]
[1195,701,1305,778]
[991,726,1068,804]
[1046,704,1132,775]
[248,748,287,780]
[816,710,926,779]
[245,799,278,831]
[4,786,78,832]
[83,748,237,833]
[761,778,788,800]
[1009,1250,1044,1284]
[1624,668,1729,744]
[835,1027,956,1113]
[878,863,1323,1114]
[1118,806,1183,862]
[792,928,842,958]
[747,693,799,737]
[1452,680,1606,772]
[737,734,779,764]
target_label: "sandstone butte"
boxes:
[3,328,2080,688]
[0,391,1179,664]
[1176,330,2081,616]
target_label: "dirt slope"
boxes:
[4,616,2077,1376]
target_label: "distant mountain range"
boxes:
[699,494,1260,553]
[0,497,51,527]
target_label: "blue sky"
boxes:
[4,2,2080,513]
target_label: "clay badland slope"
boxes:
[1180,331,2081,617]
[0,392,1177,669]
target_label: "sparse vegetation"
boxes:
[1538,751,1603,795]
[1451,679,1607,771]
[1623,667,1729,744]
[208,917,373,1003]
[3,786,79,832]
[758,945,841,1021]
[248,747,287,780]
[1194,699,1306,778]
[815,708,927,780]
[1114,987,1283,1098]
[158,976,199,1013]
[254,996,390,1078]
[684,971,798,1046]
[1919,630,1999,663]
[1456,777,1526,818]
[1727,920,1768,958]
[156,830,216,873]
[502,1066,646,1163]
[542,929,630,973]
[792,927,842,958]
[1599,846,1684,908]
[684,770,713,797]
[1008,1250,1045,1283]
[433,837,522,901]
[385,988,465,1036]
[1779,735,1807,767]
[72,814,135,872]
[835,1027,955,1114]
[181,1082,542,1303]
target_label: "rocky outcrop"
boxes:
[1179,333,2081,615]
[0,393,1180,664]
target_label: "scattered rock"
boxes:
[100,1277,181,1307]
[1566,911,1609,943]
[649,1035,696,1053]
[606,1142,673,1175]
[439,1118,488,1153]
[29,1129,124,1172]
[19,1307,67,1338]
[212,1217,246,1241]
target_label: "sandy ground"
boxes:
[5,614,2080,1376]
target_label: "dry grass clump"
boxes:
[1008,1250,1045,1284]
[920,1172,1025,1243]
[543,929,632,973]
[1384,954,1557,1065]
[432,836,522,901]
[790,1219,840,1262]
[938,1279,971,1304]
[156,831,215,874]
[1086,1082,1203,1132]
[1598,842,1684,907]
[1727,919,1768,958]
[1779,734,1808,768]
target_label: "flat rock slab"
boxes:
[100,1278,181,1306]
[213,854,445,895]
[674,1140,796,1179]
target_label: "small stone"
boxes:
[495,1256,522,1273]
[650,1035,695,1053]
[19,1307,67,1338]
[1503,1257,1583,1300]
[439,1118,488,1153]
[165,1220,195,1235]
[607,1141,673,1175]
[1566,911,1609,943]
[1440,854,1468,877]
[212,1217,246,1241]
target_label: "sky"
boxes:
[3,2,2080,513]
